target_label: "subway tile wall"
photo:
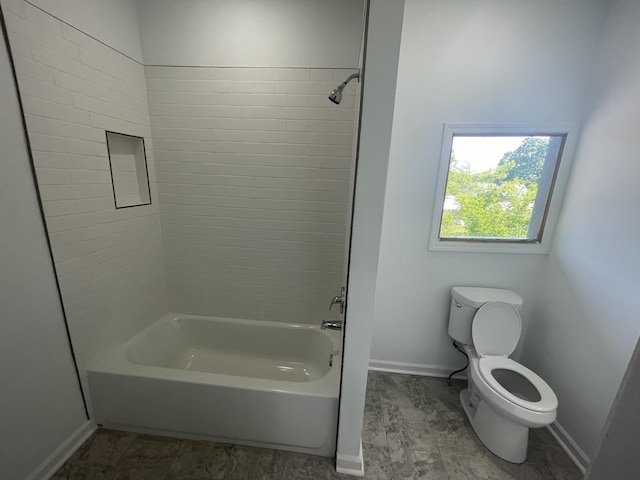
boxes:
[2,0,168,386]
[2,0,358,377]
[145,66,357,323]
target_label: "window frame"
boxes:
[429,123,579,254]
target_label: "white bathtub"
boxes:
[88,313,342,457]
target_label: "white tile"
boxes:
[36,168,72,185]
[28,132,68,153]
[22,2,62,35]
[195,68,219,80]
[21,96,91,125]
[217,68,265,81]
[11,13,168,383]
[54,71,148,113]
[6,34,32,58]
[11,55,54,83]
[286,69,310,81]
[286,95,310,107]
[1,0,27,17]
[250,81,276,94]
[319,133,354,146]
[273,107,299,119]
[310,69,336,81]
[275,82,298,94]
[70,169,112,184]
[73,94,149,126]
[285,120,309,132]
[37,82,75,105]
[66,138,102,156]
[298,82,324,95]
[89,113,148,138]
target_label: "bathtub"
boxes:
[88,313,342,457]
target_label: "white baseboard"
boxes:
[336,440,364,477]
[369,359,467,379]
[547,421,589,474]
[26,421,96,480]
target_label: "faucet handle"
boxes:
[329,295,341,310]
[329,287,346,313]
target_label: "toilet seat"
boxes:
[472,301,558,414]
[478,356,558,413]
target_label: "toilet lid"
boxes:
[472,302,522,356]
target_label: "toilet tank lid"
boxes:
[451,287,523,309]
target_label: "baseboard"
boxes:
[369,359,467,379]
[25,421,96,480]
[547,421,589,474]
[336,440,364,477]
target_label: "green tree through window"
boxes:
[499,137,550,183]
[440,137,550,240]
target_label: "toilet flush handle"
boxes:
[454,301,462,308]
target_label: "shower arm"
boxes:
[335,73,360,92]
[342,73,360,87]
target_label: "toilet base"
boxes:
[460,388,529,463]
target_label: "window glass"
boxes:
[439,135,565,242]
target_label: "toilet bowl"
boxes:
[448,288,558,463]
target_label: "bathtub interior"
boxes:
[125,316,336,382]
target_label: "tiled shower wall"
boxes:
[3,0,357,369]
[2,0,168,382]
[145,66,357,323]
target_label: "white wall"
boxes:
[521,0,640,461]
[2,0,168,395]
[369,0,605,375]
[586,337,640,479]
[136,0,363,67]
[145,66,357,323]
[337,0,404,474]
[13,0,143,62]
[0,15,88,479]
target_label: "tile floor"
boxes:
[52,372,582,479]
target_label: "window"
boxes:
[430,124,578,254]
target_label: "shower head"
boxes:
[328,72,360,105]
[328,84,345,105]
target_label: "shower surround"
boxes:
[146,66,356,324]
[2,1,168,388]
[2,0,358,386]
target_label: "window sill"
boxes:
[429,239,549,255]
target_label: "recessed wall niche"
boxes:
[106,131,151,208]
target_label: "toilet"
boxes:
[448,287,558,463]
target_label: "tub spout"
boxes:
[321,320,343,331]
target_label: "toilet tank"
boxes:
[448,287,523,345]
